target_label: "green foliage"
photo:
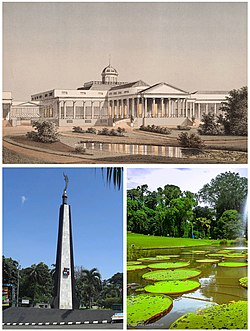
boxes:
[97,272,123,308]
[142,269,201,281]
[216,210,244,239]
[75,267,102,308]
[220,86,247,136]
[127,294,173,326]
[144,280,200,295]
[20,262,53,305]
[3,256,19,286]
[170,301,248,329]
[198,171,247,218]
[177,132,204,149]
[26,121,59,143]
[198,112,224,135]
[127,185,197,238]
[239,277,248,288]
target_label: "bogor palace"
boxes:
[3,63,229,128]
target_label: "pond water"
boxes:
[81,142,186,158]
[127,245,247,329]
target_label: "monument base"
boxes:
[3,307,122,327]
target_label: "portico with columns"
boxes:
[30,63,229,127]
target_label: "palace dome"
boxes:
[101,64,118,84]
[101,64,118,76]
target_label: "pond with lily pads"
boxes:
[127,245,248,329]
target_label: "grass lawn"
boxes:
[127,232,219,249]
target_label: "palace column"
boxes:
[91,101,94,119]
[63,101,67,119]
[144,98,148,118]
[214,103,217,116]
[58,101,61,119]
[152,98,155,117]
[131,98,135,118]
[73,101,76,119]
[136,97,142,117]
[99,101,102,118]
[127,98,130,118]
[198,103,201,119]
[83,101,86,119]
[205,103,209,115]
[161,98,164,117]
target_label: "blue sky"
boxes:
[3,168,123,280]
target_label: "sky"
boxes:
[3,2,247,101]
[3,168,123,280]
[127,167,248,194]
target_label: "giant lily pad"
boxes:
[127,261,142,266]
[142,269,201,281]
[127,265,148,272]
[239,277,248,288]
[218,262,248,268]
[127,294,173,327]
[224,253,247,258]
[170,301,248,329]
[156,255,180,258]
[196,259,220,263]
[207,253,227,257]
[137,257,170,262]
[148,262,190,270]
[144,280,201,295]
[191,250,206,254]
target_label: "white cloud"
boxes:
[127,167,248,193]
[21,196,27,204]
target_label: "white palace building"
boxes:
[27,63,228,127]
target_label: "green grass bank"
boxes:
[127,232,219,249]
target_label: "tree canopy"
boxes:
[198,171,247,218]
[220,86,247,136]
[128,171,247,240]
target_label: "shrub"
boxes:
[26,121,59,143]
[109,129,118,136]
[177,132,205,149]
[139,125,171,135]
[198,113,224,135]
[73,126,84,133]
[98,128,110,135]
[117,127,126,136]
[86,127,96,134]
[177,125,191,131]
[74,145,86,154]
[219,239,228,245]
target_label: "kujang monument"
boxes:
[3,174,122,327]
[52,174,79,309]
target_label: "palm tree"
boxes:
[102,168,123,190]
[79,268,102,309]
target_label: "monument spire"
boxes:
[52,175,78,309]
